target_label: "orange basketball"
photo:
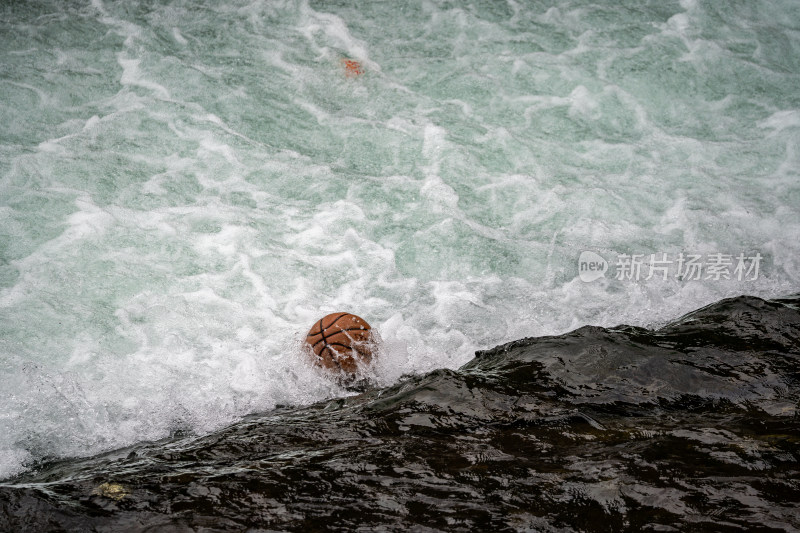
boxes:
[340,58,364,77]
[306,312,373,374]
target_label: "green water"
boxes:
[1,0,798,478]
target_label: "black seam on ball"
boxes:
[323,312,348,330]
[322,345,344,370]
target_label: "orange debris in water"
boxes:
[340,58,364,78]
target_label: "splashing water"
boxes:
[1,0,799,480]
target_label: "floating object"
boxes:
[340,58,364,78]
[92,482,128,501]
[306,312,373,374]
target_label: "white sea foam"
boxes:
[0,0,798,481]
[172,27,188,46]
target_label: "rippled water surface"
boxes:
[1,0,799,527]
[2,295,799,531]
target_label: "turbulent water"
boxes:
[1,0,799,527]
[1,295,799,531]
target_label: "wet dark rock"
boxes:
[2,295,799,532]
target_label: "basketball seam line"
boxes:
[319,317,329,349]
[323,312,348,330]
[310,328,366,348]
[307,314,356,339]
[322,345,344,370]
[317,319,339,369]
[327,343,369,361]
[320,316,346,371]
[326,342,359,349]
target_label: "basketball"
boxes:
[306,312,373,374]
[340,58,364,77]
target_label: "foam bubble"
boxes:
[0,449,32,480]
